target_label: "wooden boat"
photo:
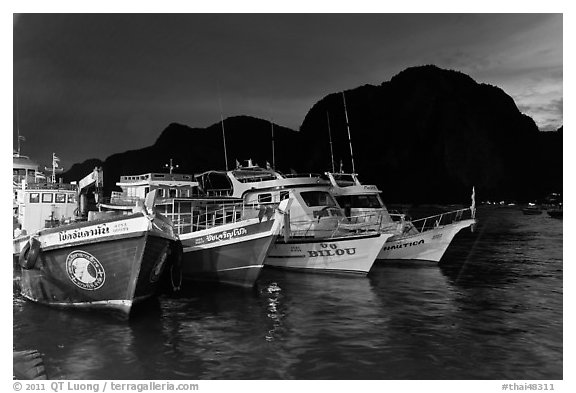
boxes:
[15,208,176,316]
[195,161,392,274]
[324,172,477,263]
[13,162,177,317]
[102,171,290,288]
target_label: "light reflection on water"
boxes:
[13,206,562,379]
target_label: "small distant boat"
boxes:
[547,209,563,219]
[522,205,542,215]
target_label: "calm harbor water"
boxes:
[13,206,562,380]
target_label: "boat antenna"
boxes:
[217,82,229,171]
[326,111,335,173]
[51,153,60,183]
[270,119,275,169]
[342,91,356,174]
[164,158,179,175]
[16,94,24,156]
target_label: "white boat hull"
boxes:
[377,219,475,262]
[265,233,391,274]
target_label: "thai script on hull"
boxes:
[205,227,248,243]
[59,224,110,242]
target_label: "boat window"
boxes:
[30,193,40,203]
[333,174,356,187]
[67,194,76,204]
[336,195,382,208]
[199,172,233,194]
[55,193,66,203]
[42,193,53,203]
[300,191,337,207]
[335,196,350,207]
[175,201,192,213]
[258,193,273,203]
[169,188,177,198]
[280,191,290,201]
[351,195,382,208]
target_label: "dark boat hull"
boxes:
[179,218,278,288]
[18,214,174,317]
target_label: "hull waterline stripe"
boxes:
[217,265,264,272]
[266,255,307,259]
[265,265,368,275]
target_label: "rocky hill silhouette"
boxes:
[63,65,562,203]
[64,116,303,193]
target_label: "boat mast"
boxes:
[16,94,24,156]
[51,153,60,183]
[326,111,335,173]
[165,158,179,174]
[217,82,229,171]
[342,91,356,174]
[270,119,275,169]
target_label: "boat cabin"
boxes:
[13,154,43,185]
[14,181,78,236]
[113,172,203,203]
[13,153,78,236]
[195,162,346,238]
[324,172,396,227]
[105,172,256,236]
[195,159,327,199]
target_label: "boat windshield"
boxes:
[335,195,383,209]
[300,191,338,208]
[197,172,233,195]
[332,173,357,187]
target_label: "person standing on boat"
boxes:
[13,223,24,238]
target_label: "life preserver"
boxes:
[19,237,41,270]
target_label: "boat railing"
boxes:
[104,193,141,205]
[204,189,233,197]
[163,201,275,235]
[18,181,77,191]
[282,173,322,179]
[287,211,383,239]
[397,207,475,233]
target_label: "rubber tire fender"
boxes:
[19,237,41,270]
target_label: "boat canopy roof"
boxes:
[231,169,279,183]
[13,155,39,170]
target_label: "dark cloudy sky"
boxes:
[13,13,562,170]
